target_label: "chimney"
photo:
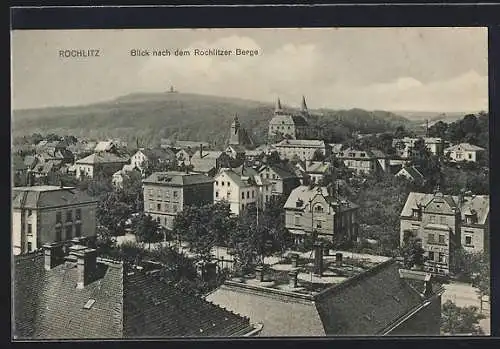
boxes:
[43,242,64,270]
[313,242,323,276]
[288,269,298,289]
[424,273,433,297]
[335,252,343,266]
[200,144,203,158]
[72,247,98,289]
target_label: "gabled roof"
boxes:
[14,253,254,339]
[284,185,358,212]
[275,139,325,148]
[444,143,485,152]
[401,192,489,225]
[338,148,386,159]
[136,148,176,162]
[94,141,115,152]
[258,163,298,179]
[12,186,98,209]
[143,171,214,186]
[76,152,129,165]
[396,166,424,181]
[305,161,331,174]
[270,114,309,127]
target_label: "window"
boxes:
[216,191,219,198]
[173,205,178,212]
[272,174,276,179]
[156,217,160,223]
[316,220,322,229]
[247,191,250,199]
[227,182,230,187]
[439,216,446,224]
[56,212,62,223]
[149,203,153,210]
[66,225,72,240]
[266,174,270,179]
[294,216,301,226]
[148,189,154,197]
[27,209,32,216]
[27,224,32,236]
[349,153,354,157]
[266,195,269,202]
[360,153,366,157]
[173,191,178,198]
[27,241,33,252]
[468,153,472,159]
[412,209,420,218]
[428,233,435,243]
[157,190,162,199]
[438,234,445,244]
[66,210,72,222]
[465,236,472,245]
[429,215,436,223]
[215,181,219,186]
[241,204,245,210]
[242,192,245,199]
[252,191,255,198]
[157,203,161,211]
[428,251,435,261]
[315,205,324,212]
[76,208,82,220]
[56,226,62,241]
[221,181,225,186]
[438,253,446,263]
[75,224,81,237]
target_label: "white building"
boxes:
[444,143,485,163]
[274,139,328,162]
[392,137,449,159]
[214,166,272,216]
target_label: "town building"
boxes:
[337,148,388,175]
[186,147,233,177]
[206,252,443,336]
[328,143,343,156]
[444,143,486,163]
[295,161,333,185]
[112,164,141,188]
[395,165,425,184]
[214,166,272,215]
[392,137,449,159]
[130,148,176,173]
[75,152,130,179]
[268,97,311,142]
[400,191,490,275]
[143,171,214,230]
[13,242,259,339]
[274,139,329,162]
[257,163,301,197]
[12,185,98,255]
[284,185,359,246]
[227,115,255,149]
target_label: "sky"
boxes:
[11,28,488,112]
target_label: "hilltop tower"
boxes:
[229,114,242,145]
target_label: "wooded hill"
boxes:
[13,92,415,148]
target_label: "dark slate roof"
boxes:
[207,260,441,336]
[12,186,98,209]
[143,171,214,186]
[14,253,255,339]
[124,273,253,338]
[76,152,130,165]
[258,164,298,180]
[315,260,426,335]
[138,148,176,162]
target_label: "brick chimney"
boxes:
[43,242,64,270]
[313,242,323,276]
[72,247,98,289]
[288,269,298,289]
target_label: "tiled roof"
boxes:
[444,143,485,152]
[338,148,386,159]
[275,139,325,148]
[284,185,358,212]
[76,153,130,165]
[258,164,298,179]
[94,141,115,152]
[143,171,214,186]
[14,253,254,339]
[270,113,309,127]
[12,186,98,209]
[207,260,439,336]
[124,273,253,337]
[401,192,489,225]
[305,161,331,174]
[396,166,424,180]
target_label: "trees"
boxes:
[136,213,161,249]
[400,232,425,269]
[428,121,448,139]
[441,300,485,335]
[97,190,133,236]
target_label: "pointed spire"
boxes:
[275,97,282,112]
[301,95,308,113]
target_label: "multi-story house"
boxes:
[214,166,272,215]
[257,163,301,197]
[12,185,98,255]
[295,161,333,185]
[274,139,329,162]
[400,191,489,275]
[75,152,130,179]
[284,185,359,246]
[337,148,388,175]
[112,164,141,188]
[444,143,486,163]
[143,171,214,230]
[268,97,312,142]
[130,148,176,174]
[393,137,449,159]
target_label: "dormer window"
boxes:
[296,199,304,208]
[412,208,421,219]
[314,204,324,213]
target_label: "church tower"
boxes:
[275,97,283,114]
[301,95,308,116]
[229,114,241,145]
